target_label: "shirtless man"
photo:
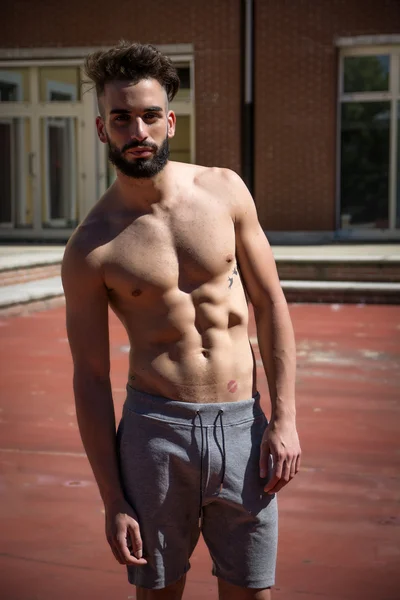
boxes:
[62,41,301,600]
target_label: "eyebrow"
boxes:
[109,106,164,115]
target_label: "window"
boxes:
[0,69,29,101]
[0,49,194,239]
[339,47,400,230]
[0,117,31,227]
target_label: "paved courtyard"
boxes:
[0,303,399,600]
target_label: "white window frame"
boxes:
[0,61,91,239]
[44,80,77,227]
[0,70,26,227]
[0,45,195,240]
[337,44,400,237]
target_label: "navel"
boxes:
[226,254,234,263]
[131,288,143,297]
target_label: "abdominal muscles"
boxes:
[118,282,255,403]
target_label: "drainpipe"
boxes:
[242,0,254,195]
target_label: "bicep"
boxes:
[233,178,284,308]
[62,244,110,378]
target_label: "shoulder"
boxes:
[191,165,241,189]
[62,201,111,281]
[192,165,254,221]
[171,161,243,190]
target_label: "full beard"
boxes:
[107,135,170,179]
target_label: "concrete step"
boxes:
[0,276,64,310]
[0,247,64,288]
[0,263,61,287]
[0,244,399,313]
[0,248,64,272]
[2,257,399,287]
[281,280,400,304]
[0,276,399,316]
[275,256,400,283]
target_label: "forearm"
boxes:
[73,373,125,508]
[254,298,296,420]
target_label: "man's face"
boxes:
[96,78,176,179]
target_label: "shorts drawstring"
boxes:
[215,409,226,492]
[196,410,205,528]
[196,408,226,528]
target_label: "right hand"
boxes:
[105,499,148,566]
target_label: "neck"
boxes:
[114,161,174,208]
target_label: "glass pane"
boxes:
[0,118,32,227]
[169,115,191,163]
[41,117,78,226]
[343,55,390,93]
[175,65,191,101]
[39,67,81,102]
[340,102,390,229]
[0,68,30,101]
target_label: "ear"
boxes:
[96,116,108,144]
[167,110,176,139]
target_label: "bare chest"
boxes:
[103,202,236,300]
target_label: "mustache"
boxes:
[122,140,157,153]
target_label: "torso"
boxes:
[77,163,256,403]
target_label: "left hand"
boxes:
[260,417,301,494]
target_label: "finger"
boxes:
[268,459,291,494]
[264,454,283,493]
[295,452,301,473]
[290,456,297,479]
[109,540,125,565]
[259,441,270,478]
[128,523,145,561]
[117,532,147,565]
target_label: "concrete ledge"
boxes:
[0,250,64,272]
[274,255,400,263]
[281,280,400,292]
[1,274,399,314]
[281,281,400,305]
[0,276,63,309]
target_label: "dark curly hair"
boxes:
[84,40,180,103]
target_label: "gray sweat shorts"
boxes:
[117,386,278,590]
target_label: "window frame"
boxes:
[337,44,400,235]
[44,79,78,227]
[0,50,195,239]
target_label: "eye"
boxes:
[144,112,159,121]
[114,114,130,122]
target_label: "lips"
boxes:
[126,147,153,157]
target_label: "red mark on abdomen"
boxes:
[227,380,238,393]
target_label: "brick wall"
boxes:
[4,1,399,233]
[3,0,242,174]
[255,0,400,231]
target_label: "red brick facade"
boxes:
[255,0,400,230]
[3,0,400,231]
[3,0,242,175]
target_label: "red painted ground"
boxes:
[0,303,399,600]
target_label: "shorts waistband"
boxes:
[124,385,263,426]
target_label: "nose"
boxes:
[130,117,147,142]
